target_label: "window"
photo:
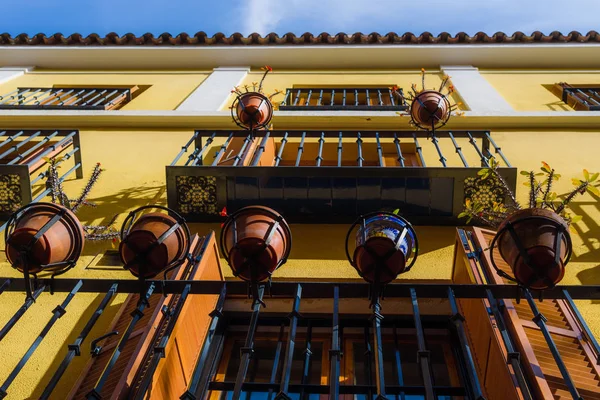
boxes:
[279,88,408,111]
[0,86,139,110]
[206,315,470,399]
[552,82,600,110]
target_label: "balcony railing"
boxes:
[0,129,83,218]
[279,87,408,111]
[562,86,600,110]
[166,130,516,224]
[0,87,136,110]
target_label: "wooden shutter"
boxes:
[132,232,224,399]
[469,227,600,400]
[66,234,212,400]
[452,228,523,400]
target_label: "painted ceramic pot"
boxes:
[353,214,416,284]
[235,92,274,129]
[120,212,189,278]
[410,90,450,129]
[496,208,570,290]
[221,206,291,282]
[6,203,84,274]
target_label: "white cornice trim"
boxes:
[1,109,600,130]
[2,44,600,70]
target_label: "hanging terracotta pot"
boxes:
[496,208,570,290]
[351,213,417,284]
[410,90,450,129]
[120,212,189,279]
[5,203,85,274]
[220,206,291,282]
[235,92,273,129]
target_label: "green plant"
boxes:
[459,160,600,228]
[45,157,120,241]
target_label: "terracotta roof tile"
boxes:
[0,31,599,46]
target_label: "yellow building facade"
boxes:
[0,32,599,399]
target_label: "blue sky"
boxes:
[0,0,598,36]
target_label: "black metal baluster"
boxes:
[393,133,405,167]
[233,132,254,166]
[375,132,384,167]
[364,325,374,399]
[252,131,271,166]
[181,284,227,400]
[357,132,364,167]
[277,283,302,399]
[317,90,323,106]
[563,289,600,364]
[448,132,469,167]
[10,130,60,165]
[212,132,234,166]
[412,133,426,167]
[485,132,511,167]
[372,296,387,399]
[316,132,325,167]
[293,89,301,107]
[466,131,490,167]
[337,132,343,167]
[355,89,359,107]
[409,288,434,400]
[274,132,289,166]
[329,286,341,399]
[342,90,347,107]
[524,289,582,400]
[171,132,199,166]
[0,284,45,341]
[192,132,217,166]
[0,279,10,295]
[377,90,384,106]
[266,324,286,400]
[393,325,406,400]
[0,280,83,399]
[299,321,313,400]
[295,132,306,167]
[330,89,336,107]
[86,282,156,399]
[306,90,313,106]
[430,134,447,167]
[41,284,118,400]
[366,89,370,106]
[389,89,395,106]
[281,90,291,106]
[232,286,265,400]
[447,287,485,400]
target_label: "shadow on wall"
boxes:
[541,84,572,111]
[25,294,124,399]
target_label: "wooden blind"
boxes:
[67,233,223,399]
[452,229,524,400]
[470,227,600,400]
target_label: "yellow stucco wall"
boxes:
[0,68,599,398]
[0,71,210,110]
[481,71,600,111]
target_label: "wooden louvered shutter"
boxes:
[470,227,600,400]
[67,235,205,400]
[452,228,523,400]
[132,232,224,399]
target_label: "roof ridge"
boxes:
[0,31,599,46]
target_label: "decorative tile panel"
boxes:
[0,174,22,212]
[463,174,505,209]
[176,176,218,215]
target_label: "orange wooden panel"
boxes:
[144,232,224,399]
[472,227,600,400]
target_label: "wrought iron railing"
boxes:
[0,87,135,110]
[166,130,516,224]
[0,129,83,219]
[279,87,408,111]
[0,277,599,400]
[562,86,600,110]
